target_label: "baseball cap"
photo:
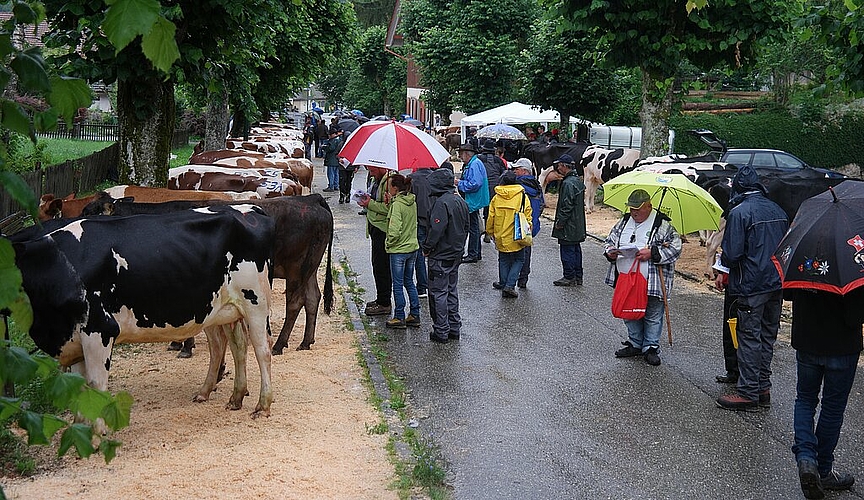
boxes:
[510,158,533,170]
[626,189,651,209]
[553,154,575,166]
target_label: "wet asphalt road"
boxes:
[318,167,864,500]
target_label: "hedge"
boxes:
[670,107,864,170]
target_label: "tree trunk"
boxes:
[639,69,675,158]
[229,108,250,139]
[116,78,175,187]
[204,87,229,151]
[559,114,570,141]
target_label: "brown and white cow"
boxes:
[169,165,302,197]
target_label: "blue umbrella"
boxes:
[351,109,365,117]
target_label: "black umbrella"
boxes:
[773,180,864,295]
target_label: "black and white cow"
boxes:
[11,204,276,418]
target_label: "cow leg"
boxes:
[246,317,273,419]
[194,326,229,403]
[75,331,115,435]
[297,275,323,350]
[225,321,249,411]
[271,279,304,355]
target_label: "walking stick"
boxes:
[656,265,673,346]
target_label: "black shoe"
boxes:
[517,280,527,289]
[492,281,503,290]
[447,333,460,340]
[798,459,824,499]
[553,278,575,286]
[715,372,739,384]
[614,341,642,358]
[758,389,771,407]
[461,257,480,264]
[430,335,448,344]
[643,347,661,366]
[821,470,854,491]
[502,287,518,298]
[575,278,583,286]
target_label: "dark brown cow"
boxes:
[81,194,334,353]
[190,148,265,164]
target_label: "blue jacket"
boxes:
[457,156,490,213]
[720,192,788,297]
[516,174,544,237]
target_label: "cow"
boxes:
[190,146,266,164]
[581,146,641,212]
[79,193,335,354]
[11,204,276,420]
[210,157,313,192]
[37,187,260,221]
[523,140,592,177]
[169,165,302,197]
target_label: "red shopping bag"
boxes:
[611,260,648,320]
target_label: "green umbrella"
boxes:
[602,170,723,235]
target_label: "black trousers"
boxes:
[723,289,740,375]
[369,224,392,306]
[339,168,355,197]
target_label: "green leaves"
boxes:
[58,423,96,459]
[0,238,31,331]
[0,172,37,222]
[47,76,93,127]
[0,345,38,385]
[102,0,179,73]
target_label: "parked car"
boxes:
[688,129,846,179]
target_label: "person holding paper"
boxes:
[603,189,682,366]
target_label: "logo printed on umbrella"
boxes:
[798,257,830,276]
[849,235,864,271]
[778,246,792,265]
[654,176,673,184]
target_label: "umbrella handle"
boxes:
[656,265,673,346]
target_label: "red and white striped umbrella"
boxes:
[338,120,450,171]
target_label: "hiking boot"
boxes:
[405,314,421,327]
[716,393,759,412]
[430,335,448,344]
[502,287,518,298]
[821,470,854,491]
[553,278,575,286]
[643,347,661,366]
[365,303,391,316]
[798,459,824,499]
[758,389,771,407]
[614,341,642,358]
[386,317,406,329]
[715,372,739,384]
[492,281,503,290]
[366,300,379,308]
[517,280,527,289]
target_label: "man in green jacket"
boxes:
[551,154,586,286]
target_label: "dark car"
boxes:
[688,129,846,179]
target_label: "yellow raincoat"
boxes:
[485,183,532,253]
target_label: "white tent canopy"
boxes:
[459,101,582,142]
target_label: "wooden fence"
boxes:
[38,120,119,141]
[0,130,192,218]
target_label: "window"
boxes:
[774,152,804,170]
[724,152,751,168]
[751,152,776,168]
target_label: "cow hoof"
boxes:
[193,394,209,403]
[251,407,271,419]
[177,349,193,359]
[167,341,183,351]
[271,346,285,356]
[296,343,311,351]
[226,400,243,411]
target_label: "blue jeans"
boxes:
[466,211,481,260]
[624,295,664,352]
[390,252,420,320]
[792,350,860,475]
[415,224,428,294]
[326,165,339,190]
[498,248,525,288]
[559,242,583,280]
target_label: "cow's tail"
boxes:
[320,195,334,315]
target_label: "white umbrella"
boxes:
[338,120,450,171]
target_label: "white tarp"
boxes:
[459,102,582,142]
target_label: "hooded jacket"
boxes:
[409,168,435,227]
[365,171,394,234]
[385,192,419,254]
[551,170,586,243]
[516,174,544,237]
[424,168,469,261]
[720,165,788,296]
[486,183,531,253]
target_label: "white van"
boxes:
[589,125,675,151]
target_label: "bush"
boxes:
[179,110,206,137]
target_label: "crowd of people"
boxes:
[335,128,860,499]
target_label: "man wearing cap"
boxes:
[511,158,545,288]
[604,189,682,366]
[457,142,490,263]
[714,165,788,411]
[551,154,587,287]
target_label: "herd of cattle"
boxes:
[6,123,334,424]
[5,123,853,427]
